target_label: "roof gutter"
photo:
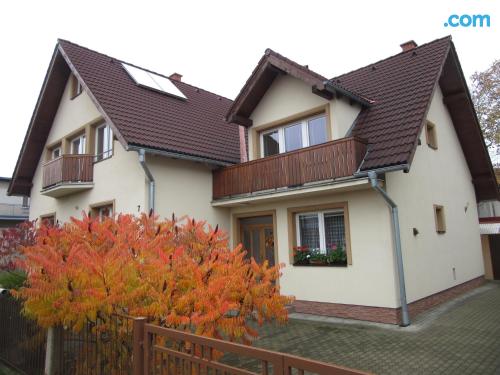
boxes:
[368,170,410,327]
[355,164,410,177]
[127,145,234,167]
[138,149,155,213]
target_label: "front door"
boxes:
[490,234,500,280]
[239,216,275,266]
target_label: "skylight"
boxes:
[121,63,186,100]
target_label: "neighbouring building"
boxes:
[8,36,499,325]
[0,177,29,228]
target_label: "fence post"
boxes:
[133,317,147,375]
[44,325,63,375]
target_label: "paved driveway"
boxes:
[255,282,500,374]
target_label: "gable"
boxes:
[45,75,102,147]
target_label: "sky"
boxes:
[0,0,498,177]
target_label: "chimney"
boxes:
[169,73,183,82]
[400,40,417,52]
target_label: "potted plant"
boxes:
[326,244,347,266]
[309,249,328,265]
[293,246,311,265]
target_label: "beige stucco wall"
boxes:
[386,87,484,304]
[29,76,147,222]
[229,189,400,308]
[147,156,230,230]
[45,79,102,147]
[247,75,360,160]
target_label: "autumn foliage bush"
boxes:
[15,213,293,344]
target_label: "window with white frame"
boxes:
[71,134,86,154]
[260,114,327,157]
[52,147,61,159]
[95,124,113,161]
[296,209,346,253]
[92,203,113,221]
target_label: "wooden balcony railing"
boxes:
[42,154,94,189]
[213,136,368,200]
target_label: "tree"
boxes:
[470,59,500,164]
[15,213,293,345]
[0,221,36,289]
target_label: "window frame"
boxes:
[434,204,446,234]
[94,123,114,162]
[425,121,438,150]
[295,209,345,254]
[70,75,83,99]
[51,147,61,159]
[90,200,115,222]
[71,134,87,155]
[288,202,352,265]
[260,113,328,157]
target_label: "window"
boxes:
[95,124,113,161]
[52,147,61,159]
[296,209,346,253]
[262,130,280,156]
[91,203,114,221]
[40,214,56,227]
[426,121,438,149]
[260,114,327,157]
[22,196,29,208]
[434,205,446,234]
[71,134,86,154]
[70,75,83,98]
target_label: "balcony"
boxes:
[41,155,94,198]
[213,136,368,201]
[0,203,29,221]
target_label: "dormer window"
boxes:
[70,74,83,99]
[260,114,327,157]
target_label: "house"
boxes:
[478,169,500,280]
[8,36,498,326]
[0,177,28,228]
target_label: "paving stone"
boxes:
[254,282,500,374]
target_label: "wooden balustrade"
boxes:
[213,137,368,199]
[42,154,94,189]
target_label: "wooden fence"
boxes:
[212,137,368,199]
[0,301,370,375]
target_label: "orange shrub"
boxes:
[15,213,293,344]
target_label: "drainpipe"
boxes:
[138,149,155,212]
[368,171,410,327]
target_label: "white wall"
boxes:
[248,75,361,160]
[386,87,484,303]
[230,189,400,308]
[148,155,230,230]
[29,76,147,222]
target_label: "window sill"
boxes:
[293,262,347,268]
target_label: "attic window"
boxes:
[425,121,438,149]
[434,205,446,234]
[121,63,186,100]
[70,74,83,99]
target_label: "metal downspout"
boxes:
[368,171,410,327]
[138,149,155,212]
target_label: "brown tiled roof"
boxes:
[331,36,451,170]
[58,40,241,164]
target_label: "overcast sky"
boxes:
[0,0,498,177]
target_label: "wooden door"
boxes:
[240,222,275,266]
[490,234,500,280]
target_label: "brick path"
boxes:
[255,282,500,374]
